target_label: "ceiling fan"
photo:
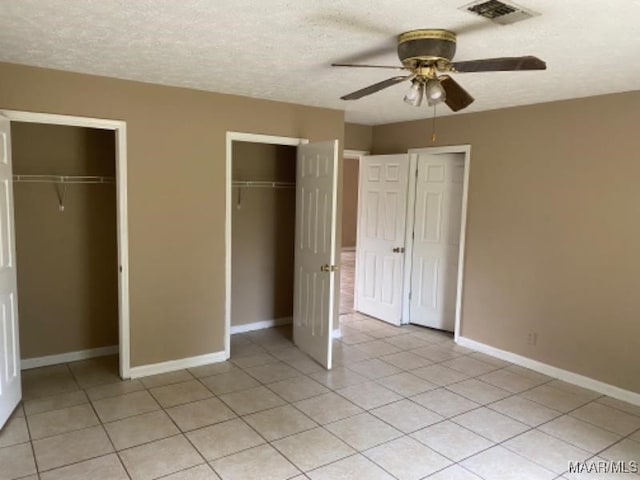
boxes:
[333,29,546,112]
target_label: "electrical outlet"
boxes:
[527,332,537,346]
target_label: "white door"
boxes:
[293,140,339,369]
[356,154,409,325]
[409,153,464,331]
[0,115,21,429]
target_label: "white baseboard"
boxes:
[21,345,119,370]
[230,317,292,335]
[457,336,640,407]
[129,350,227,379]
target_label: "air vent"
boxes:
[460,0,538,25]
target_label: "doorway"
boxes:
[352,146,470,337]
[0,110,130,429]
[225,133,340,369]
[340,149,367,315]
[0,111,130,377]
[229,141,298,336]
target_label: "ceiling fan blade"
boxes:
[452,56,546,72]
[331,40,397,64]
[439,75,474,112]
[340,75,412,100]
[332,63,406,70]
[307,12,396,36]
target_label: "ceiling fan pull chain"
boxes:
[432,104,437,143]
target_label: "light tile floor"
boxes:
[2,315,640,479]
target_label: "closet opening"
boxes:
[0,110,130,389]
[225,132,341,369]
[229,140,298,345]
[225,134,308,359]
[12,122,122,378]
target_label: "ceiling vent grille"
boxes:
[460,0,538,25]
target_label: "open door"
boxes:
[0,114,21,429]
[355,154,409,325]
[293,140,339,369]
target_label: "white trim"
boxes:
[225,132,309,361]
[405,145,471,341]
[230,317,293,335]
[343,149,368,160]
[1,110,131,379]
[129,351,227,379]
[457,336,640,406]
[21,345,118,370]
[0,111,126,130]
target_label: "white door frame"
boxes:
[224,132,308,359]
[342,149,368,311]
[404,145,471,341]
[0,110,131,378]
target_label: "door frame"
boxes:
[224,132,308,359]
[0,110,131,378]
[403,145,471,341]
[342,149,368,312]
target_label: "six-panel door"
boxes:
[0,114,21,429]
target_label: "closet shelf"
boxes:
[13,174,115,184]
[232,180,295,189]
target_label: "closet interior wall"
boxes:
[12,122,118,360]
[231,141,297,328]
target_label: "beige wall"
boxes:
[231,142,296,326]
[344,123,372,152]
[0,62,344,367]
[372,91,640,393]
[12,123,118,358]
[341,157,359,248]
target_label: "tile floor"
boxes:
[2,315,640,479]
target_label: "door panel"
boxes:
[409,153,464,331]
[293,140,339,369]
[0,114,21,429]
[356,154,409,325]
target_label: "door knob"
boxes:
[392,247,405,253]
[320,264,339,272]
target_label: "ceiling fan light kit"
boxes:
[333,27,546,113]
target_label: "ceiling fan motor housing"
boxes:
[397,29,457,67]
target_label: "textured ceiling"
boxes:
[1,0,639,125]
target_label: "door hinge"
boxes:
[409,291,412,300]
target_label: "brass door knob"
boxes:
[320,264,339,272]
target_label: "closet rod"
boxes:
[13,175,115,184]
[232,180,295,189]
